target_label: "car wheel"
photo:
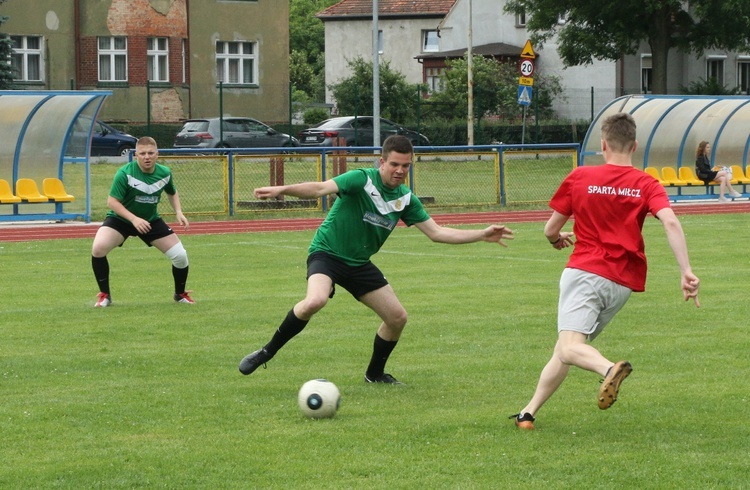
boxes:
[118,145,134,157]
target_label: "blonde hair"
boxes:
[136,136,157,148]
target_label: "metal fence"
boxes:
[155,145,578,218]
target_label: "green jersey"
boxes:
[106,160,176,222]
[309,167,430,266]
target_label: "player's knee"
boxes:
[390,308,408,330]
[302,295,328,315]
[165,242,189,269]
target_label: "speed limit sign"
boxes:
[519,59,535,77]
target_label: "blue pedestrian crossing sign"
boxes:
[518,85,533,106]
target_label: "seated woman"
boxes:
[695,141,741,202]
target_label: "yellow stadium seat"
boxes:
[15,178,49,202]
[42,178,75,202]
[660,167,688,186]
[730,165,750,185]
[0,178,22,203]
[678,167,706,186]
[644,167,665,184]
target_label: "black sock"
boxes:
[366,334,398,378]
[172,265,189,294]
[92,256,110,295]
[264,309,309,356]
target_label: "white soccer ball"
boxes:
[298,379,341,419]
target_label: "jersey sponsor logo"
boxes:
[587,185,641,198]
[135,195,159,204]
[364,176,411,214]
[363,211,397,230]
[127,175,171,195]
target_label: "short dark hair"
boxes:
[601,112,636,153]
[382,135,413,160]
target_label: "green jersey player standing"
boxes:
[239,135,515,384]
[91,136,194,307]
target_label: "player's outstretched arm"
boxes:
[656,207,700,307]
[414,218,514,246]
[255,179,339,200]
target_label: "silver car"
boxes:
[173,117,299,149]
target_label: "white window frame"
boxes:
[147,37,169,82]
[10,35,44,82]
[425,67,444,93]
[422,30,439,53]
[216,40,257,85]
[515,11,526,27]
[98,36,128,82]
[640,54,652,94]
[738,56,750,95]
[706,55,726,86]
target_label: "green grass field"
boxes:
[1,215,748,488]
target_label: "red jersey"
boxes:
[549,164,671,292]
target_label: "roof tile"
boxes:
[319,0,457,17]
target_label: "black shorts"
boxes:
[306,251,389,299]
[102,216,174,246]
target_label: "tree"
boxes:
[0,0,15,89]
[328,58,421,122]
[427,54,563,122]
[289,0,338,101]
[503,0,750,94]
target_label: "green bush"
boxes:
[303,108,330,125]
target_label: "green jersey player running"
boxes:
[239,135,514,384]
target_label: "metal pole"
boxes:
[373,0,380,147]
[467,0,474,146]
[146,79,151,135]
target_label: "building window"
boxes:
[641,54,652,94]
[706,57,725,86]
[738,58,750,95]
[10,35,43,81]
[216,41,257,85]
[515,11,526,27]
[147,37,169,82]
[422,30,439,52]
[98,36,128,82]
[426,67,444,93]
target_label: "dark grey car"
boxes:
[173,117,299,149]
[298,116,430,147]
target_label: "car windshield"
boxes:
[182,121,209,132]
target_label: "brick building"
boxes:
[0,0,290,123]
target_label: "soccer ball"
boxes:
[298,379,341,419]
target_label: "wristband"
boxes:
[550,235,561,245]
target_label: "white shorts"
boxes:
[558,268,632,341]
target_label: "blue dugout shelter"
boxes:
[581,95,750,171]
[0,90,112,222]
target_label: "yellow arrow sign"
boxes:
[521,39,535,59]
